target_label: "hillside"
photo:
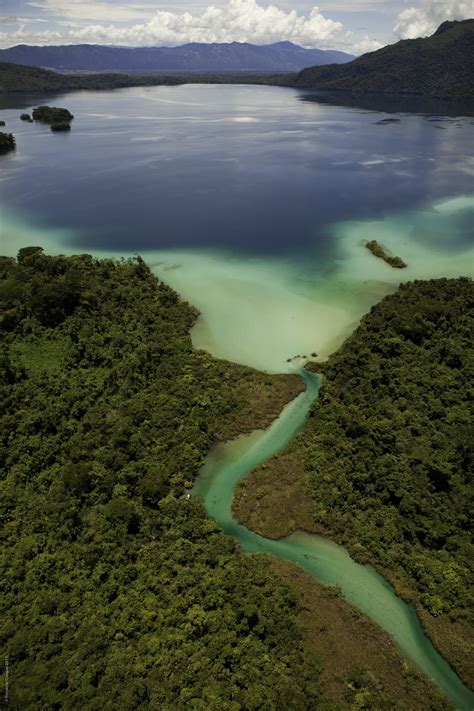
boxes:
[0,62,179,92]
[293,20,474,101]
[0,61,289,93]
[0,41,353,73]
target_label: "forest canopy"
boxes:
[0,131,15,154]
[0,249,321,709]
[32,105,74,124]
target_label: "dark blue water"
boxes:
[1,84,473,255]
[1,83,473,708]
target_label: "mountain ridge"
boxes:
[293,19,474,101]
[0,41,354,73]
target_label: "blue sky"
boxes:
[0,0,472,52]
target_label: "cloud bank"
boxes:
[394,0,473,39]
[0,0,382,53]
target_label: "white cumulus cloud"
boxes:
[353,36,384,53]
[0,0,381,52]
[394,0,473,39]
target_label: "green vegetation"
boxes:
[0,131,15,154]
[20,112,32,122]
[0,62,184,92]
[0,249,320,709]
[0,120,5,126]
[32,105,74,124]
[293,20,474,101]
[235,278,474,684]
[365,240,406,268]
[0,60,289,93]
[305,278,473,621]
[1,251,458,709]
[269,557,450,710]
[50,121,72,132]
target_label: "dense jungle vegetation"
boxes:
[306,279,473,621]
[0,131,15,154]
[31,105,73,123]
[0,61,288,93]
[0,251,455,709]
[235,278,474,684]
[294,20,474,101]
[0,249,320,709]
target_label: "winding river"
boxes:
[193,369,474,711]
[2,84,473,708]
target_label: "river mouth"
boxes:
[3,193,473,375]
[2,86,474,377]
[3,194,474,707]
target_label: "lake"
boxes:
[2,83,474,708]
[1,84,473,372]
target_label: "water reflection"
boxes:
[1,85,473,255]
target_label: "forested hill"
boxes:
[0,61,291,93]
[0,61,181,92]
[293,20,474,101]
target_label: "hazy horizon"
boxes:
[1,0,472,54]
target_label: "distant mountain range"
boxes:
[293,20,474,101]
[0,41,353,73]
[0,21,472,103]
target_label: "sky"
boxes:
[0,0,472,53]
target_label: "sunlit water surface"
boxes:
[1,85,473,707]
[1,85,473,371]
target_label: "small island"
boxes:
[0,132,16,154]
[0,120,5,127]
[365,239,407,268]
[20,113,32,122]
[50,122,72,132]
[32,106,74,125]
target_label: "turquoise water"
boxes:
[1,85,473,370]
[194,370,474,710]
[1,84,473,705]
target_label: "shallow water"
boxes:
[1,85,473,704]
[195,370,474,710]
[149,195,474,371]
[5,195,472,372]
[1,85,473,372]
